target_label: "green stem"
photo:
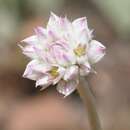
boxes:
[77,76,102,130]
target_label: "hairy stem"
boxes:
[77,76,102,130]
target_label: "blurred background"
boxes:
[0,0,130,130]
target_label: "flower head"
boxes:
[20,12,106,97]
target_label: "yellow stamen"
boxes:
[49,66,59,77]
[74,45,86,57]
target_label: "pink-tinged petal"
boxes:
[47,29,58,41]
[34,26,47,38]
[46,53,57,64]
[23,46,37,59]
[47,13,73,40]
[59,17,72,31]
[59,17,75,43]
[64,65,78,81]
[42,48,57,65]
[56,80,78,97]
[72,17,88,30]
[32,46,48,61]
[22,35,38,44]
[59,17,68,27]
[88,40,106,64]
[72,17,92,44]
[50,40,70,50]
[47,12,59,30]
[21,45,37,59]
[80,62,91,76]
[55,50,76,66]
[47,13,74,43]
[62,51,76,66]
[50,42,76,66]
[25,59,52,74]
[23,60,42,80]
[36,75,52,88]
[47,12,62,41]
[22,45,44,59]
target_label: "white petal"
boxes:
[72,17,88,29]
[32,46,49,62]
[56,80,78,97]
[50,42,76,66]
[27,60,52,73]
[47,13,73,41]
[22,35,38,44]
[47,29,58,41]
[64,65,78,81]
[74,28,92,47]
[34,26,47,39]
[20,35,39,58]
[47,12,59,31]
[23,60,42,80]
[80,62,91,76]
[72,17,92,44]
[88,40,106,64]
[77,29,93,45]
[21,45,37,59]
[78,29,89,44]
[36,75,52,89]
[59,17,72,32]
[56,50,76,66]
[47,13,61,41]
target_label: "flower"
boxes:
[20,12,106,97]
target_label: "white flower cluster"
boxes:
[20,12,106,96]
